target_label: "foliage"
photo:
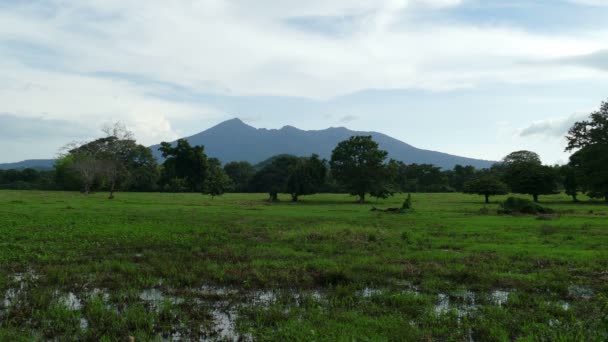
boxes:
[330,136,392,202]
[569,144,608,201]
[499,197,554,215]
[286,154,327,201]
[159,139,208,192]
[223,161,256,192]
[565,100,608,151]
[502,150,542,166]
[565,100,608,201]
[559,165,579,202]
[464,174,508,203]
[203,158,233,198]
[250,155,299,201]
[502,151,559,202]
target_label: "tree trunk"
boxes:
[605,193,608,202]
[485,193,490,204]
[533,194,539,203]
[358,193,365,203]
[269,192,278,202]
[108,182,115,199]
[572,194,578,202]
[291,194,298,202]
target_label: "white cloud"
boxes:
[519,113,589,138]
[0,0,607,163]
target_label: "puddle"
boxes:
[568,285,594,299]
[435,293,450,315]
[491,290,510,307]
[434,291,477,318]
[57,292,83,311]
[3,288,20,308]
[361,288,383,298]
[210,306,241,341]
[199,285,239,297]
[139,289,184,309]
[251,290,276,306]
[80,317,89,330]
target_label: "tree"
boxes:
[565,100,608,202]
[447,165,477,192]
[502,151,558,202]
[559,165,579,202]
[224,161,256,192]
[464,175,508,203]
[569,144,608,201]
[159,139,208,192]
[502,150,542,166]
[203,158,233,199]
[566,100,608,151]
[286,154,327,201]
[59,123,158,197]
[250,155,299,201]
[330,136,392,203]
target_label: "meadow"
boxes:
[0,190,606,341]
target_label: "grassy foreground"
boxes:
[0,191,607,341]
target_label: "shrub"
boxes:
[499,197,554,215]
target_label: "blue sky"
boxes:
[1,0,607,164]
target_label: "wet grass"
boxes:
[0,191,607,340]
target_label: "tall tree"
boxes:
[566,100,608,151]
[330,136,391,203]
[559,165,579,202]
[250,155,299,201]
[63,124,158,198]
[502,151,558,202]
[159,139,208,192]
[203,158,233,199]
[464,174,508,203]
[286,154,327,202]
[224,161,256,193]
[569,144,608,201]
[566,100,608,201]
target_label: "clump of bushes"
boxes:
[499,197,554,215]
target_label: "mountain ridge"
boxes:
[0,118,496,170]
[149,118,495,169]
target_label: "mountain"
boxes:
[0,159,55,170]
[150,118,495,169]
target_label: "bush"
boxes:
[499,197,554,215]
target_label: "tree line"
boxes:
[2,99,607,203]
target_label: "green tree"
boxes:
[250,155,299,201]
[463,174,508,203]
[447,165,477,192]
[566,100,608,202]
[569,144,608,201]
[224,161,256,192]
[566,100,608,151]
[203,158,233,199]
[502,151,558,202]
[286,154,327,202]
[559,165,579,202]
[64,124,158,198]
[159,139,208,192]
[330,136,392,203]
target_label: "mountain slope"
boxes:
[0,159,55,170]
[150,118,495,169]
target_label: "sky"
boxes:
[1,0,608,165]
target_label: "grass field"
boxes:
[0,191,607,341]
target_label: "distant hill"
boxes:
[0,159,54,170]
[150,118,495,169]
[1,119,495,170]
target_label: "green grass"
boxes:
[0,191,607,340]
